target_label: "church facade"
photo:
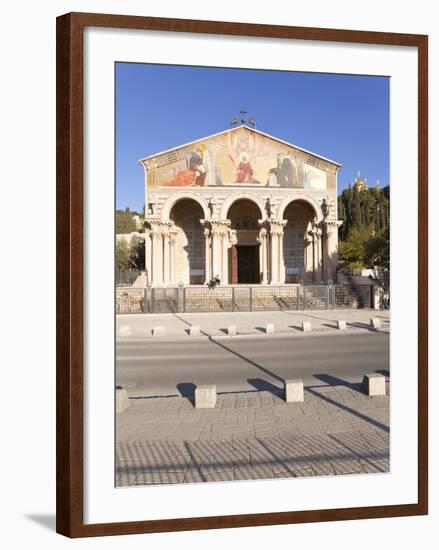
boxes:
[140,124,342,287]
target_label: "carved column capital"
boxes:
[323,219,343,236]
[146,219,174,235]
[207,219,231,235]
[266,219,287,235]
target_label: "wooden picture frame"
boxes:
[56,11,428,537]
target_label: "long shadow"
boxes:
[208,335,285,384]
[348,321,376,331]
[176,382,196,405]
[306,387,389,433]
[116,436,389,485]
[168,316,389,436]
[184,441,207,482]
[247,378,283,398]
[172,313,211,338]
[376,369,390,378]
[209,336,389,434]
[328,433,388,473]
[313,373,362,392]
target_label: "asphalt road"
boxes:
[116,332,389,397]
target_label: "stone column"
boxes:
[323,220,342,282]
[257,225,268,284]
[222,233,229,284]
[144,226,152,286]
[309,224,322,283]
[151,227,163,285]
[146,219,176,286]
[203,226,211,284]
[209,220,231,284]
[210,225,220,281]
[280,221,287,283]
[169,229,178,285]
[161,221,174,285]
[162,232,170,285]
[268,220,286,284]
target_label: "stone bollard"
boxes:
[152,326,165,336]
[362,373,386,396]
[119,325,131,337]
[116,387,130,413]
[189,325,201,336]
[266,323,275,334]
[370,318,381,330]
[284,379,304,403]
[337,320,347,330]
[227,325,237,336]
[195,385,217,409]
[302,321,312,332]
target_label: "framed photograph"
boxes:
[56,12,428,537]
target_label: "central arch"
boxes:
[227,198,263,284]
[220,192,265,221]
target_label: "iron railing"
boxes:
[115,268,141,286]
[116,284,374,314]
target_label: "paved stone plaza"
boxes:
[116,308,390,340]
[116,383,389,486]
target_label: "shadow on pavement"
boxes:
[313,373,362,392]
[247,378,283,398]
[176,382,196,405]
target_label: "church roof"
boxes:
[139,125,341,168]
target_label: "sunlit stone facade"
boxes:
[140,125,342,286]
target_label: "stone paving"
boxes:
[116,308,390,340]
[116,383,390,486]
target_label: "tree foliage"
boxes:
[116,236,145,270]
[338,185,390,269]
[116,207,137,234]
[338,185,389,241]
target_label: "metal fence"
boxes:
[116,284,373,314]
[115,268,141,287]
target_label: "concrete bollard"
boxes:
[119,325,131,337]
[227,325,237,336]
[337,320,347,330]
[152,326,165,336]
[266,323,275,334]
[362,373,386,396]
[370,318,381,330]
[302,321,312,332]
[189,325,201,336]
[284,379,304,403]
[116,387,130,413]
[195,385,217,409]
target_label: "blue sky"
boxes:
[116,63,389,212]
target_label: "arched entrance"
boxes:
[227,199,263,284]
[282,200,318,283]
[169,199,205,284]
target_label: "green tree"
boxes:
[116,207,136,234]
[339,227,370,269]
[338,185,389,242]
[115,236,145,270]
[115,239,133,269]
[129,235,145,269]
[365,228,389,269]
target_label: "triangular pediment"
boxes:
[141,126,339,191]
